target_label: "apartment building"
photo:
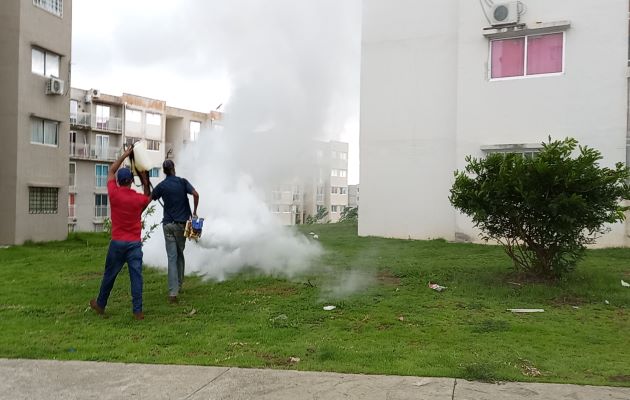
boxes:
[0,0,72,245]
[360,0,629,246]
[68,89,216,232]
[348,184,359,209]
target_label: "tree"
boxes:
[339,206,358,223]
[449,137,630,278]
[305,206,329,225]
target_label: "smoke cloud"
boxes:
[141,0,362,281]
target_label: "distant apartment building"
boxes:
[348,184,359,209]
[360,0,630,246]
[68,88,217,232]
[0,0,72,245]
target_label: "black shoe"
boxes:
[89,299,104,315]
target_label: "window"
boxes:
[95,194,108,218]
[149,168,159,178]
[95,164,108,187]
[146,112,161,126]
[69,163,76,187]
[94,134,109,159]
[68,193,75,218]
[331,187,339,194]
[339,152,348,160]
[95,105,110,130]
[31,48,60,77]
[339,169,347,178]
[146,139,160,151]
[331,169,338,177]
[125,136,141,147]
[190,121,201,141]
[331,205,339,213]
[126,109,142,123]
[490,32,564,79]
[29,187,58,214]
[31,118,58,146]
[33,0,63,17]
[70,100,78,124]
[340,187,347,195]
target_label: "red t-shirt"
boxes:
[107,178,151,242]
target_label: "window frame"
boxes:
[95,164,108,188]
[189,120,202,142]
[94,194,109,218]
[31,47,60,78]
[29,186,59,214]
[33,0,63,17]
[489,31,566,81]
[31,117,59,147]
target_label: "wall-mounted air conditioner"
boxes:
[89,88,100,98]
[46,77,64,95]
[490,2,519,26]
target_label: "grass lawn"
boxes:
[0,222,628,386]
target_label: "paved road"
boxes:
[0,359,628,399]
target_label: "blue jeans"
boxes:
[96,240,143,313]
[163,223,186,296]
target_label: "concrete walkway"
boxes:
[0,359,628,400]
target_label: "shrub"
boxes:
[339,206,358,223]
[449,137,630,278]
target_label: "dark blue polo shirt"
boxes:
[152,175,195,224]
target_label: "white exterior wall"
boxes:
[360,0,630,246]
[359,0,459,239]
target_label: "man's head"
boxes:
[116,167,133,187]
[163,159,175,176]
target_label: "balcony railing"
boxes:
[69,143,121,161]
[70,112,123,134]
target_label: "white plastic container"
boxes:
[131,140,152,172]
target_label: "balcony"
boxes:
[69,143,121,161]
[70,112,123,134]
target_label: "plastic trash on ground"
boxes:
[507,308,545,313]
[622,280,630,287]
[323,305,336,311]
[428,282,447,292]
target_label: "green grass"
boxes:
[0,223,628,386]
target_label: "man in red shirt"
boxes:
[90,146,151,320]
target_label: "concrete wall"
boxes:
[0,0,72,244]
[360,0,629,246]
[359,0,458,240]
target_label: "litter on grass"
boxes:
[313,235,319,239]
[323,305,336,311]
[604,300,610,305]
[508,308,545,313]
[428,282,447,292]
[622,280,630,287]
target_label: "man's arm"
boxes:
[192,190,199,217]
[108,146,134,181]
[139,170,151,198]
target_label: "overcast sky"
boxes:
[71,0,362,184]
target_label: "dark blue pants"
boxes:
[96,240,143,313]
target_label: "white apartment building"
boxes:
[68,88,216,232]
[270,140,350,225]
[360,0,630,246]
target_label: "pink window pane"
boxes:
[527,33,563,75]
[491,37,525,78]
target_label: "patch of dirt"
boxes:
[609,375,630,382]
[550,295,587,307]
[75,272,103,281]
[377,270,400,286]
[502,272,557,285]
[258,352,292,367]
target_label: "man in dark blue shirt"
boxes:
[152,159,199,303]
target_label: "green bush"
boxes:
[449,137,630,278]
[339,206,358,223]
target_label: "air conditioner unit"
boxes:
[46,77,64,95]
[490,2,519,26]
[89,88,100,98]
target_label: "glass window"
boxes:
[95,105,110,129]
[33,0,63,17]
[69,163,76,186]
[190,121,201,141]
[31,47,60,77]
[126,109,142,123]
[340,187,348,194]
[149,168,159,178]
[331,187,338,194]
[339,169,347,178]
[70,100,78,123]
[491,37,525,78]
[146,139,160,151]
[125,136,141,147]
[95,194,108,218]
[527,33,563,75]
[31,118,58,146]
[31,48,45,75]
[29,187,58,214]
[68,193,75,218]
[146,112,161,126]
[491,33,564,79]
[95,164,108,187]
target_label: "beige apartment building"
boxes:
[0,0,72,245]
[68,88,217,232]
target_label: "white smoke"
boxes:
[141,0,361,281]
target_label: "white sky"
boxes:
[71,0,361,184]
